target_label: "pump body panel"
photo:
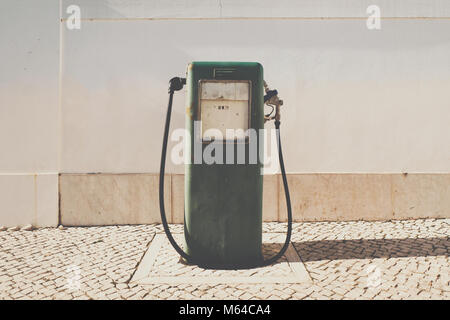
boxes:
[185,62,264,267]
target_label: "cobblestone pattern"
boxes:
[0,219,448,300]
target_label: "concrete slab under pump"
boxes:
[130,233,312,285]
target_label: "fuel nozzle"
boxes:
[263,81,283,123]
[168,77,186,93]
[264,89,278,103]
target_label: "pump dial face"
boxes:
[199,80,251,142]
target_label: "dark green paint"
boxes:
[184,62,264,267]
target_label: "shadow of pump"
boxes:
[178,243,291,270]
[178,237,448,269]
[293,237,449,262]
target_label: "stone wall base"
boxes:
[59,173,450,226]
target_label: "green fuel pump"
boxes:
[159,62,292,269]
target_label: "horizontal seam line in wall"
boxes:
[0,172,59,176]
[2,173,449,175]
[60,17,450,22]
[54,172,450,175]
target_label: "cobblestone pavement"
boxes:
[0,219,448,300]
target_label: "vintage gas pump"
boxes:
[159,62,292,269]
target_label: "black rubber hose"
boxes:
[258,119,292,267]
[159,91,191,262]
[159,86,292,269]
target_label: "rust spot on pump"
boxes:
[186,106,193,119]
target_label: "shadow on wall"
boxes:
[291,237,449,262]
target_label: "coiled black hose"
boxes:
[159,77,292,269]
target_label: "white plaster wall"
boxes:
[62,0,450,19]
[0,0,60,227]
[61,1,450,174]
[0,0,59,172]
